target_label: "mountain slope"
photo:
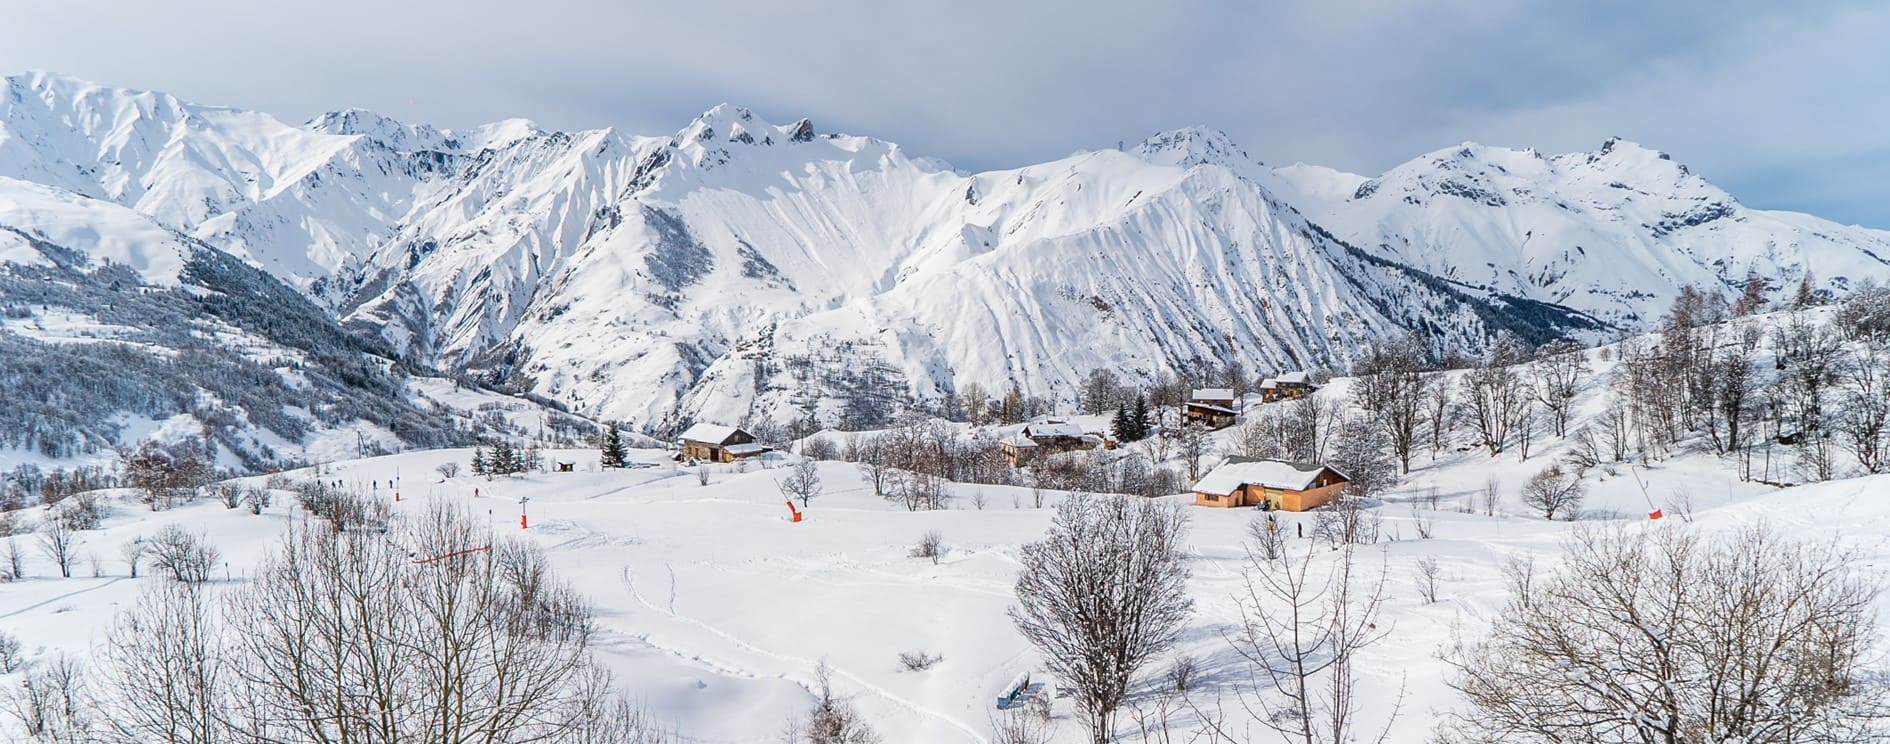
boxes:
[1272,139,1890,326]
[3,73,1886,435]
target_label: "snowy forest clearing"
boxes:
[3,437,1884,742]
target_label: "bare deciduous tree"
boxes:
[2,653,89,742]
[147,525,219,584]
[1440,524,1885,743]
[778,459,823,508]
[1352,334,1432,473]
[1520,465,1584,521]
[37,517,82,578]
[94,582,225,744]
[1213,538,1399,744]
[1010,495,1193,741]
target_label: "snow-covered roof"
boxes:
[1258,378,1278,389]
[1277,371,1311,385]
[1002,434,1039,448]
[1191,459,1342,495]
[679,422,744,444]
[1022,420,1086,439]
[1186,402,1237,415]
[724,442,769,455]
[1191,388,1235,401]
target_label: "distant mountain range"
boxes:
[3,71,1886,447]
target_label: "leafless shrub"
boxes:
[119,538,149,578]
[0,631,19,673]
[1010,495,1193,739]
[1412,507,1434,540]
[1422,485,1442,510]
[695,466,711,487]
[436,461,461,479]
[1314,496,1381,547]
[242,487,272,515]
[800,435,839,461]
[1479,476,1501,516]
[2,653,90,740]
[1440,524,1886,743]
[1166,654,1199,693]
[148,525,220,584]
[782,661,880,743]
[897,650,942,672]
[214,482,243,509]
[971,490,988,510]
[910,530,944,564]
[1247,513,1284,561]
[1414,556,1441,603]
[989,700,1058,744]
[57,491,108,531]
[4,536,24,579]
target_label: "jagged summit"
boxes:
[674,103,819,148]
[306,108,458,152]
[1134,126,1258,169]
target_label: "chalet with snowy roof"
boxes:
[1000,420,1102,467]
[1191,457,1349,511]
[1259,371,1316,403]
[678,423,769,463]
[1185,387,1239,429]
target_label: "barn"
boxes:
[678,423,770,463]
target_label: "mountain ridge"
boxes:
[3,71,1885,437]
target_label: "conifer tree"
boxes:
[600,423,628,469]
[469,447,487,476]
[1110,403,1132,443]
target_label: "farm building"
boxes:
[1258,371,1316,402]
[1000,420,1103,467]
[679,423,770,463]
[1191,457,1349,511]
[1184,387,1239,429]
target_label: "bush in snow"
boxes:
[909,530,943,564]
[148,525,220,584]
[1440,524,1884,742]
[0,630,19,673]
[897,650,942,672]
[241,486,272,515]
[781,662,880,744]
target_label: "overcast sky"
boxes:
[5,1,1886,226]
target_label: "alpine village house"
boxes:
[1184,388,1239,429]
[679,423,771,463]
[1190,457,1350,511]
[1000,420,1104,467]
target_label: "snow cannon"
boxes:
[785,500,803,523]
[1648,508,1664,520]
[996,672,1031,709]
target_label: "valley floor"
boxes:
[2,441,1884,742]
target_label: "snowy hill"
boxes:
[4,72,1889,436]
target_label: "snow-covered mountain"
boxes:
[1269,139,1890,327]
[4,71,1887,437]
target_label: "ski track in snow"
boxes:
[0,577,127,620]
[618,564,990,743]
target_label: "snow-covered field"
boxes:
[4,428,1884,742]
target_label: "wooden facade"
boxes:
[1191,458,1349,511]
[1001,421,1101,467]
[679,424,768,463]
[1258,372,1316,403]
[1184,388,1239,429]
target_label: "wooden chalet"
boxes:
[1258,371,1316,403]
[1191,457,1349,511]
[1184,387,1239,429]
[1000,420,1102,467]
[678,423,770,463]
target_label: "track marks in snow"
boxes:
[618,564,990,743]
